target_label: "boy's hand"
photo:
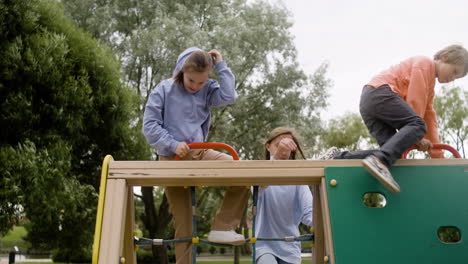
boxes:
[274,138,297,160]
[416,139,433,152]
[175,142,190,158]
[208,49,223,64]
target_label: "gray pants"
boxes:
[334,85,427,167]
[257,253,294,264]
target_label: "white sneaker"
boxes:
[318,147,340,160]
[207,230,245,245]
[362,155,400,193]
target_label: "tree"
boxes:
[0,0,148,260]
[320,112,376,153]
[433,86,467,158]
[62,0,331,262]
[62,0,331,158]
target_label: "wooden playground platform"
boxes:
[92,157,468,264]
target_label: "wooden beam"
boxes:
[320,178,335,264]
[98,179,128,264]
[107,159,467,186]
[109,159,467,170]
[312,185,325,264]
[110,168,324,186]
[122,186,136,264]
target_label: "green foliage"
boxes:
[0,140,95,258]
[61,1,331,262]
[320,112,376,152]
[433,86,467,158]
[0,0,150,259]
[209,245,217,254]
[62,0,331,160]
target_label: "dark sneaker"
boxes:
[362,155,401,193]
[318,147,340,160]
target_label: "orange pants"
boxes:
[160,149,250,264]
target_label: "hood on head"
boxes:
[172,47,202,76]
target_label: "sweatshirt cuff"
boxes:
[214,61,227,71]
[169,140,179,154]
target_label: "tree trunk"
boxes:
[141,186,172,264]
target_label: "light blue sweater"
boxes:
[143,47,236,156]
[255,185,313,264]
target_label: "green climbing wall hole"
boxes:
[437,226,461,244]
[362,192,387,208]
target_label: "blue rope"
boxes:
[134,234,313,246]
[133,185,314,264]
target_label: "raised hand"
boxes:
[208,49,223,64]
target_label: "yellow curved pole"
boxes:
[92,155,114,264]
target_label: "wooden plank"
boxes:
[109,159,468,170]
[320,178,335,264]
[395,159,467,166]
[107,159,467,186]
[312,185,325,264]
[109,159,362,169]
[109,168,324,186]
[122,186,136,264]
[98,179,128,264]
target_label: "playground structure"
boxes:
[91,144,468,264]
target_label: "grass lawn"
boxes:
[0,225,30,250]
[1,226,27,242]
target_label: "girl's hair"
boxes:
[174,50,213,84]
[264,127,306,160]
[434,44,468,76]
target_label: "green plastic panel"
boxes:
[325,165,468,264]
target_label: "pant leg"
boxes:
[277,258,294,264]
[165,186,193,264]
[257,253,279,264]
[160,154,198,264]
[197,149,250,231]
[334,149,380,159]
[359,85,427,166]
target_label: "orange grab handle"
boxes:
[401,143,461,159]
[174,142,239,160]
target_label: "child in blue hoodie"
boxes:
[143,47,249,264]
[255,127,313,264]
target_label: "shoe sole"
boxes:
[362,159,401,193]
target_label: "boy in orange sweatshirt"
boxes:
[320,45,468,193]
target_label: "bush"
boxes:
[196,244,203,255]
[51,247,91,263]
[136,250,155,264]
[209,246,216,255]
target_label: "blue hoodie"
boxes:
[255,185,313,264]
[143,47,236,156]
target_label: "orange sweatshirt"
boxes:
[368,56,444,158]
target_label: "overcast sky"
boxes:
[278,0,467,120]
